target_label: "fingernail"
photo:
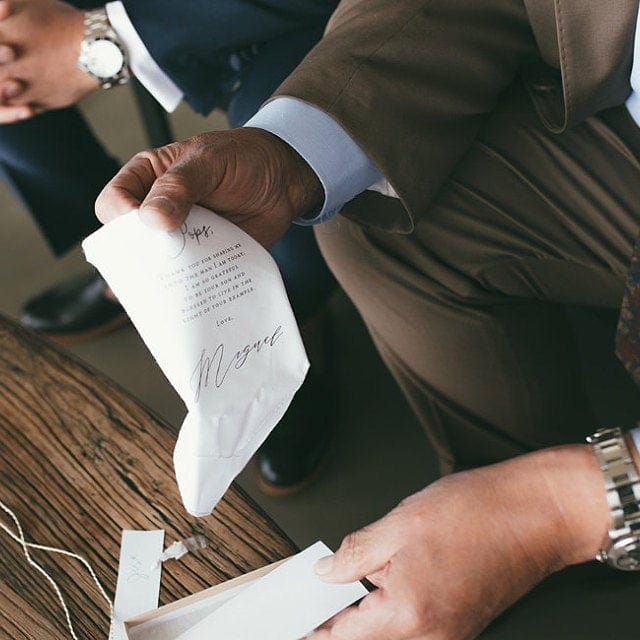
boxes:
[142,196,175,217]
[3,84,18,99]
[17,108,29,120]
[315,555,334,576]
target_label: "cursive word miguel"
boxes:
[190,325,284,402]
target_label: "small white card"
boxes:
[111,530,165,640]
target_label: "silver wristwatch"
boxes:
[587,427,640,570]
[77,8,130,89]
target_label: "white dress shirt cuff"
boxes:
[244,97,385,224]
[105,1,183,113]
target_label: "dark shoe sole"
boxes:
[43,312,130,346]
[254,429,335,498]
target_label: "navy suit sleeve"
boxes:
[121,0,338,114]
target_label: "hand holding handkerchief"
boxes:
[83,205,309,516]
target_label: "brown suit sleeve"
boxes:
[273,0,538,231]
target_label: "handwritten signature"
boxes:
[168,223,214,259]
[190,325,284,402]
[126,555,150,584]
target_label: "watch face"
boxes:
[86,38,124,79]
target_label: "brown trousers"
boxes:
[315,84,640,474]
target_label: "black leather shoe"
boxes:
[256,370,333,496]
[20,271,129,344]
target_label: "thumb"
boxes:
[138,147,223,230]
[97,145,209,228]
[138,168,198,231]
[0,105,32,124]
[315,522,396,584]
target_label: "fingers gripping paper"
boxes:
[83,206,309,516]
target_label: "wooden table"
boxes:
[0,314,296,639]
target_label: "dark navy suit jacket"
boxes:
[121,0,337,114]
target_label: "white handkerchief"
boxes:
[83,206,309,516]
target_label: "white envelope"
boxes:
[83,206,309,516]
[125,542,368,640]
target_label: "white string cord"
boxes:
[0,499,114,640]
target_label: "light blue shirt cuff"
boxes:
[627,91,640,129]
[627,6,640,129]
[244,97,382,225]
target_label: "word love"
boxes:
[190,325,284,402]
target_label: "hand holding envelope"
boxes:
[83,205,309,516]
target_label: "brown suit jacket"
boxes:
[273,0,639,233]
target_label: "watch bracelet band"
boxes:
[79,8,130,89]
[84,8,112,40]
[587,427,640,565]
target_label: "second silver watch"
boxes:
[77,8,130,89]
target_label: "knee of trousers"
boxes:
[311,213,505,400]
[313,214,493,325]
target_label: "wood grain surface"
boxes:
[0,314,297,639]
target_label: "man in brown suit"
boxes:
[97,0,640,637]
